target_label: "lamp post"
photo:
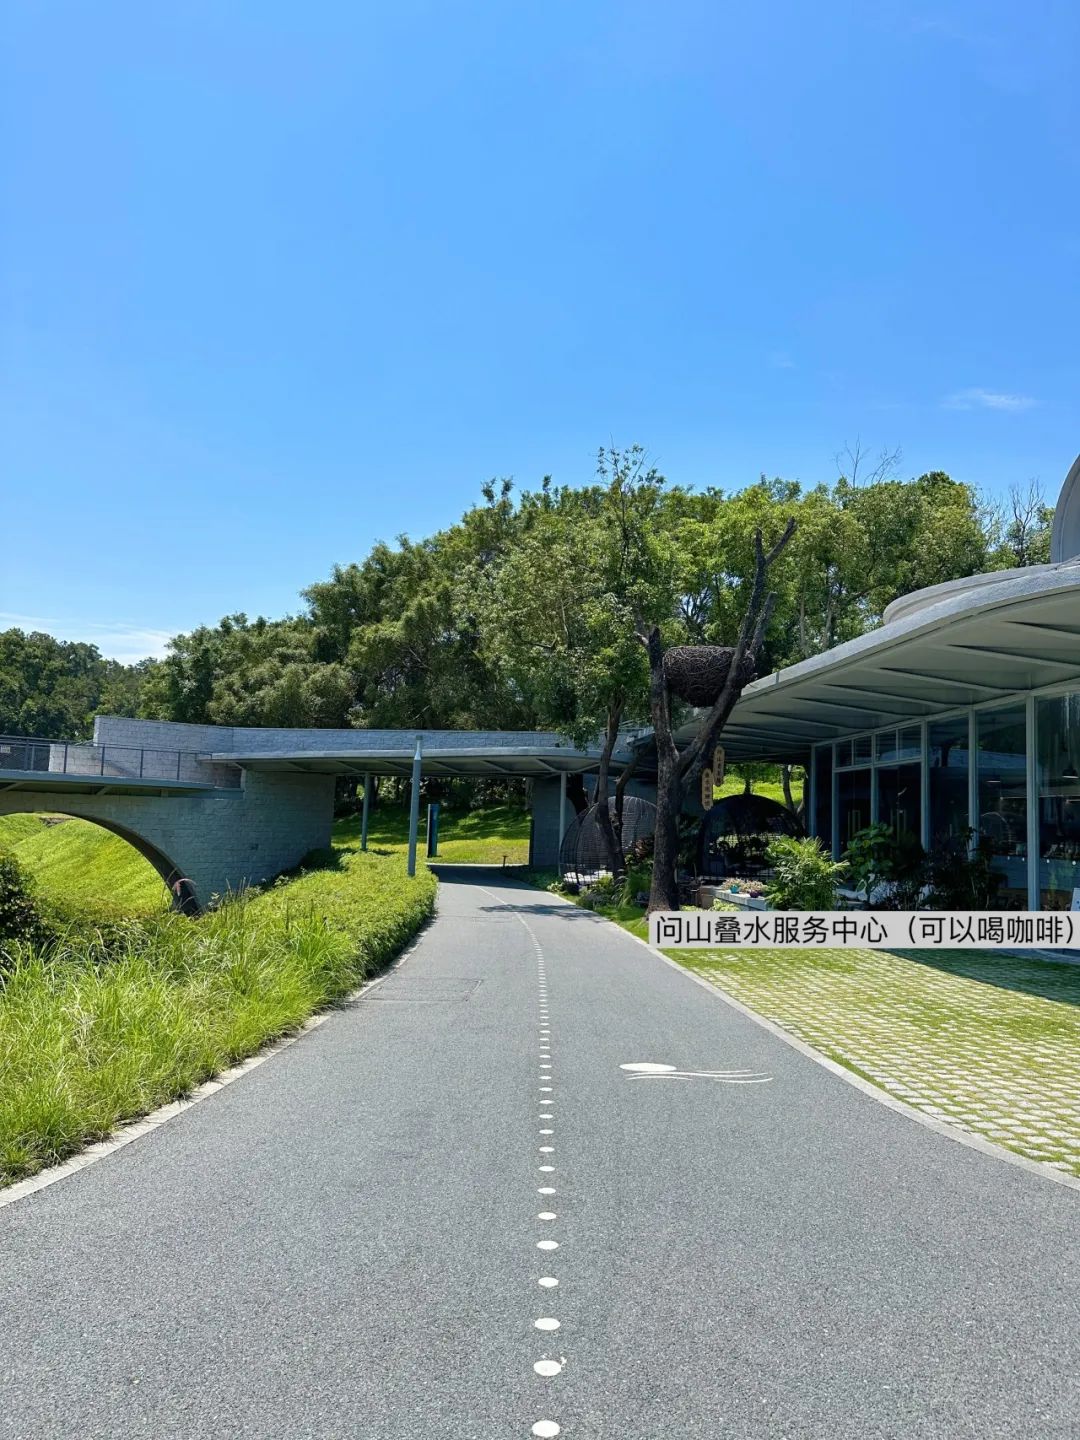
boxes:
[407,738,423,878]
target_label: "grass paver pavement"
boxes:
[668,944,1080,1178]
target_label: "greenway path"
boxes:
[2,874,1078,1439]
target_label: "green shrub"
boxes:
[0,852,49,949]
[0,846,436,1185]
[842,823,927,908]
[616,858,653,908]
[765,835,844,911]
[924,831,1005,911]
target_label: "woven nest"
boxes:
[697,793,804,880]
[559,795,657,886]
[662,645,757,707]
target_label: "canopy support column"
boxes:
[407,738,423,878]
[559,771,568,847]
[360,772,372,852]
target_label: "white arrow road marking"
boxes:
[620,1062,773,1084]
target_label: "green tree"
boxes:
[476,449,677,872]
[0,630,147,739]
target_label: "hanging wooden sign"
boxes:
[700,766,715,811]
[712,746,726,787]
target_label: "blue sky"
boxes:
[3,1,1078,660]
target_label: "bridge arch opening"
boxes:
[0,812,198,916]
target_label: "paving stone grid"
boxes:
[673,946,1080,1178]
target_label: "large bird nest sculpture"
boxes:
[662,645,757,707]
[559,794,657,887]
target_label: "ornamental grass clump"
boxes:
[0,846,436,1186]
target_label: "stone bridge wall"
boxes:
[0,771,336,910]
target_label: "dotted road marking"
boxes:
[534,1360,563,1377]
[534,1318,560,1331]
[532,1423,561,1437]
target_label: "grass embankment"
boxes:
[0,814,168,917]
[0,802,530,923]
[0,833,436,1187]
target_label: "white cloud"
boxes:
[943,387,1037,413]
[0,613,175,663]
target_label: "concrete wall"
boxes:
[530,778,565,868]
[0,770,336,909]
[93,716,578,756]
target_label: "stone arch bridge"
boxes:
[0,718,616,911]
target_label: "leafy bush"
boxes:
[616,857,653,908]
[842,824,927,908]
[765,836,843,911]
[924,830,1005,911]
[0,852,49,948]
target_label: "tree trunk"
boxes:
[641,624,682,911]
[592,700,624,878]
[637,518,796,913]
[781,763,806,821]
[650,747,682,910]
[567,774,589,815]
[612,749,639,861]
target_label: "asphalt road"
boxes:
[2,871,1079,1439]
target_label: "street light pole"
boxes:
[407,738,423,877]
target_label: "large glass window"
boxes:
[837,768,871,849]
[813,746,832,847]
[928,716,970,847]
[976,706,1028,909]
[877,763,921,845]
[1036,692,1080,910]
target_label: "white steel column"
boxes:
[360,772,372,852]
[967,708,979,854]
[1026,695,1040,910]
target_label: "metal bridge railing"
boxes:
[0,735,241,789]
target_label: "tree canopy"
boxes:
[1,455,1054,740]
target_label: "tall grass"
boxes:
[0,846,436,1186]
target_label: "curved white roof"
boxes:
[696,451,1080,761]
[709,558,1080,762]
[1051,453,1080,564]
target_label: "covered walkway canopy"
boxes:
[686,559,1080,763]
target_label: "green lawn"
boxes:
[674,944,1080,1178]
[343,802,532,865]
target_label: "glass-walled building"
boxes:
[684,452,1080,911]
[808,691,1080,909]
